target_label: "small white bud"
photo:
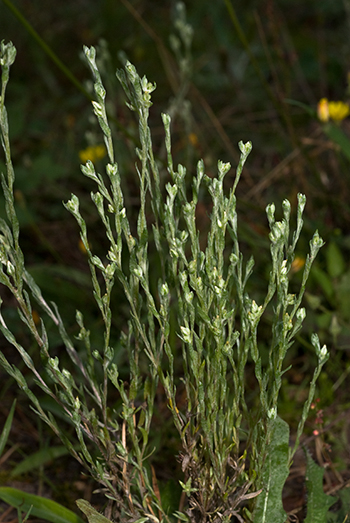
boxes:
[6,261,15,276]
[133,266,143,279]
[105,263,116,278]
[319,344,328,361]
[280,260,288,275]
[180,326,192,344]
[161,283,169,297]
[92,101,103,118]
[296,308,306,322]
[91,255,105,271]
[267,407,277,420]
[49,357,59,370]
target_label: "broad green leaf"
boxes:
[326,242,345,279]
[253,416,290,523]
[0,487,85,523]
[326,487,350,521]
[310,265,334,302]
[324,122,350,162]
[304,451,336,523]
[10,445,70,477]
[159,478,182,515]
[76,499,112,523]
[0,398,16,457]
[336,271,350,320]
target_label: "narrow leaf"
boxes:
[0,398,16,457]
[324,122,350,162]
[325,242,345,279]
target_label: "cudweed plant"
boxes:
[0,38,330,523]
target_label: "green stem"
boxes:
[224,0,297,145]
[1,0,92,100]
[1,0,137,144]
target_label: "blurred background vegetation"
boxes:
[1,0,350,519]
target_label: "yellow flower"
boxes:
[328,100,350,121]
[317,98,350,122]
[32,309,40,325]
[79,144,107,163]
[188,133,199,147]
[78,238,89,255]
[317,98,329,122]
[291,256,305,274]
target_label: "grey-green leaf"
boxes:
[253,416,290,523]
[304,450,336,523]
[76,499,113,523]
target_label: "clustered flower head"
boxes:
[291,256,305,274]
[79,144,106,163]
[317,98,350,122]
